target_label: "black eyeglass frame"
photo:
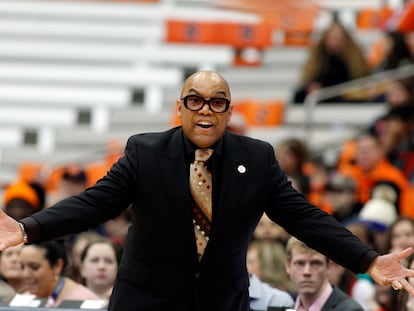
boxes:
[181,95,231,113]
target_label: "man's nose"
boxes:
[303,263,312,274]
[199,102,212,114]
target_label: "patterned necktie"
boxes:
[190,148,213,260]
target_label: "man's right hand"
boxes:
[0,209,24,250]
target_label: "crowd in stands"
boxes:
[0,164,126,308]
[0,3,414,310]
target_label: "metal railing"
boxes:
[303,63,414,144]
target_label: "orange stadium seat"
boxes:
[165,20,272,48]
[165,20,219,44]
[233,100,285,126]
[283,31,312,47]
[220,23,272,48]
[356,7,393,29]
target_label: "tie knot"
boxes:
[195,148,213,162]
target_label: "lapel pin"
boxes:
[237,164,247,174]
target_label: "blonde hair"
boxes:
[249,240,295,292]
[285,236,325,262]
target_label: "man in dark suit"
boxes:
[0,71,413,311]
[285,236,363,311]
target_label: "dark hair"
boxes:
[386,103,414,122]
[33,240,68,275]
[381,31,411,71]
[80,238,121,266]
[278,137,309,171]
[385,217,414,253]
[28,181,46,210]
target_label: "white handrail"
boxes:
[303,63,414,143]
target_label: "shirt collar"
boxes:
[294,282,333,311]
[183,132,223,156]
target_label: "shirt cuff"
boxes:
[19,216,41,243]
[359,249,380,273]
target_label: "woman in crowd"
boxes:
[292,19,370,103]
[386,217,414,255]
[66,231,103,284]
[247,239,295,293]
[20,240,101,307]
[0,244,25,294]
[80,238,120,306]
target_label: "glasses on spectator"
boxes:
[181,95,230,113]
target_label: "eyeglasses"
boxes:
[181,95,230,113]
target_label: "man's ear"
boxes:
[284,259,291,276]
[176,100,182,118]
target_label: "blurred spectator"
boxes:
[379,105,414,184]
[327,260,355,295]
[369,78,414,139]
[306,159,333,214]
[0,280,15,306]
[275,137,310,196]
[292,19,370,103]
[3,181,45,220]
[373,283,399,311]
[101,207,133,248]
[324,173,362,226]
[396,254,414,311]
[0,244,25,294]
[66,231,103,284]
[247,240,295,293]
[285,237,364,310]
[20,240,101,308]
[385,217,414,255]
[253,213,290,246]
[373,31,411,72]
[47,164,87,207]
[346,222,379,311]
[80,238,120,307]
[403,30,414,65]
[249,272,294,311]
[359,184,399,254]
[381,78,414,106]
[338,132,410,214]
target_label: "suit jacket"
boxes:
[25,127,375,311]
[321,286,363,311]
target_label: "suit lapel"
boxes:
[158,129,197,259]
[209,132,249,241]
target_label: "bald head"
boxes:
[180,71,231,100]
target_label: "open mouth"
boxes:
[197,122,213,129]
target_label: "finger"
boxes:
[397,247,413,260]
[405,267,414,278]
[401,278,414,296]
[393,280,403,290]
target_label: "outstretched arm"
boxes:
[0,209,25,250]
[368,247,414,295]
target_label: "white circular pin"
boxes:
[237,165,246,174]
